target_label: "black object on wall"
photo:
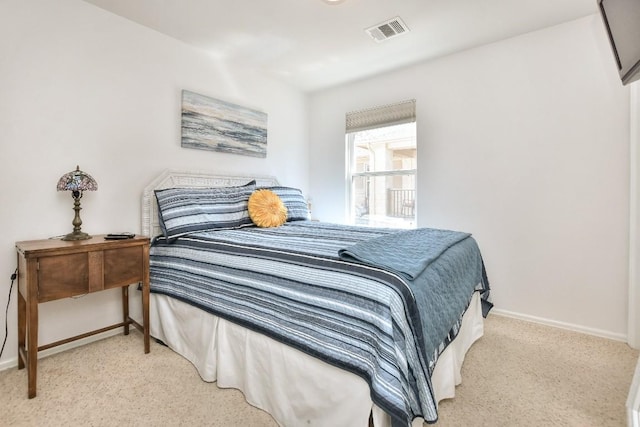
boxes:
[599,0,640,85]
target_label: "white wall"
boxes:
[308,16,630,339]
[0,0,308,366]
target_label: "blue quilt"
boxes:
[150,221,491,426]
[338,228,471,280]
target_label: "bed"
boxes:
[141,170,492,427]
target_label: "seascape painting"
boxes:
[181,90,267,158]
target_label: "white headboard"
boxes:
[141,169,280,238]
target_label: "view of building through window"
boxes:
[348,122,416,228]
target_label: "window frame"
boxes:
[345,121,417,228]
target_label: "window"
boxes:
[346,100,416,229]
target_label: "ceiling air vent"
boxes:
[365,16,410,43]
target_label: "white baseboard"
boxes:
[0,327,125,372]
[491,308,627,343]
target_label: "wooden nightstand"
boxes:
[15,235,150,398]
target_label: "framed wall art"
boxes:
[181,90,268,158]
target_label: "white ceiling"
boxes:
[82,0,598,93]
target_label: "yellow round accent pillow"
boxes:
[248,189,288,228]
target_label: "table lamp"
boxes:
[56,165,98,241]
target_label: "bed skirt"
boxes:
[149,291,484,427]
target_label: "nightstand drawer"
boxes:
[104,246,144,289]
[38,253,89,302]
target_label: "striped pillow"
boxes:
[264,186,310,221]
[155,181,256,240]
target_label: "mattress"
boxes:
[149,222,489,425]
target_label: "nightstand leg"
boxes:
[26,290,38,398]
[142,244,150,354]
[142,282,150,354]
[17,292,25,370]
[122,286,129,336]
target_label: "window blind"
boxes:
[345,99,416,133]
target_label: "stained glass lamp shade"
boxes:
[56,165,98,241]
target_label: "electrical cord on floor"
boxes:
[0,268,18,359]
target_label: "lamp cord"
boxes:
[0,268,17,359]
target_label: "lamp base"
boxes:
[62,231,92,241]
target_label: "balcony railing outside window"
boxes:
[352,172,415,228]
[388,188,415,218]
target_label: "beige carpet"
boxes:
[1,314,637,427]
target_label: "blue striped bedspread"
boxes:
[149,221,491,426]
